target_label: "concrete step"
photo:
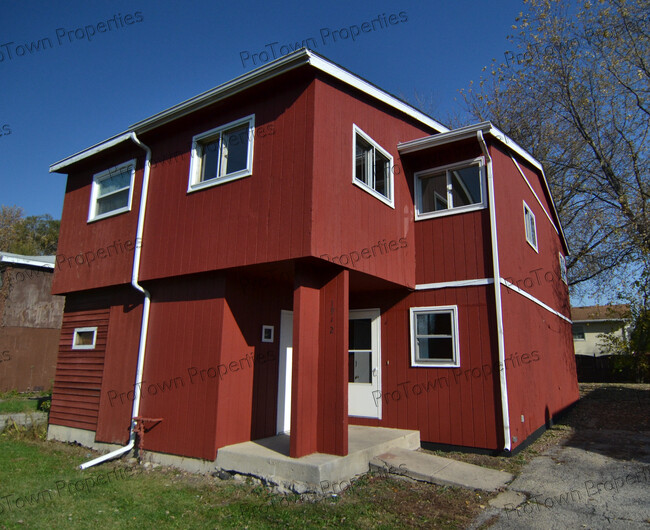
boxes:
[370,447,514,492]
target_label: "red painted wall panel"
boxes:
[311,76,437,289]
[350,286,502,451]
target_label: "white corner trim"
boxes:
[415,278,494,290]
[500,278,572,323]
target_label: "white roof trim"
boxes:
[0,253,55,269]
[50,49,447,173]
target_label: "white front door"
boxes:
[348,309,381,419]
[276,310,293,434]
[275,308,382,431]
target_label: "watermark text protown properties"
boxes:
[320,237,408,268]
[505,466,650,517]
[0,466,140,515]
[107,349,277,408]
[0,12,144,64]
[373,350,541,408]
[240,11,408,68]
[55,238,141,272]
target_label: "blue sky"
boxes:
[1,0,526,218]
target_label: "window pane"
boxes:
[417,337,453,360]
[349,318,372,350]
[450,166,481,207]
[374,150,389,197]
[420,173,447,212]
[348,351,372,383]
[572,325,585,340]
[416,313,451,335]
[98,172,130,196]
[201,139,220,181]
[221,124,249,175]
[96,189,129,215]
[355,136,372,185]
[74,331,95,346]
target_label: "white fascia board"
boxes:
[50,132,134,173]
[50,49,447,173]
[0,254,55,269]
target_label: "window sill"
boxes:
[87,207,131,223]
[187,171,252,193]
[352,179,394,208]
[415,203,486,221]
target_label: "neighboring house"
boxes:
[47,49,578,468]
[0,252,64,392]
[572,304,630,381]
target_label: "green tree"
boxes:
[0,205,59,255]
[461,0,649,296]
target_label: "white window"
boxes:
[72,327,97,350]
[572,325,585,341]
[89,160,136,222]
[188,115,255,192]
[559,252,568,284]
[523,201,538,252]
[409,306,460,367]
[353,125,394,208]
[414,158,486,220]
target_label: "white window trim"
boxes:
[414,157,486,221]
[188,114,255,193]
[72,327,98,350]
[559,252,568,285]
[409,305,460,368]
[88,160,136,222]
[523,201,539,252]
[352,125,395,208]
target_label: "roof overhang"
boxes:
[398,121,569,254]
[0,253,55,269]
[50,49,447,174]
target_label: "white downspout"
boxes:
[80,132,152,469]
[477,130,511,452]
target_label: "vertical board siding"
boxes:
[350,286,500,450]
[49,309,110,430]
[311,76,439,290]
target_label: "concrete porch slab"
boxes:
[215,425,420,493]
[370,447,514,492]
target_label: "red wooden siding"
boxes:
[50,308,110,431]
[491,143,570,315]
[310,76,438,289]
[349,286,501,451]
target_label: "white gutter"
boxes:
[477,130,511,452]
[80,132,152,469]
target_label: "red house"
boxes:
[48,50,578,471]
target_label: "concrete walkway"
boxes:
[371,447,514,492]
[215,425,513,495]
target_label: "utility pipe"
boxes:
[80,132,152,469]
[477,130,512,452]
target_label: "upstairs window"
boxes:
[89,160,135,222]
[353,125,394,207]
[409,306,460,367]
[523,201,538,252]
[415,158,485,219]
[188,115,254,192]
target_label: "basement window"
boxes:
[188,115,254,192]
[89,160,136,222]
[353,125,394,208]
[409,306,460,367]
[414,158,485,220]
[72,327,97,350]
[524,201,538,252]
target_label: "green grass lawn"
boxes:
[0,392,50,414]
[0,425,488,529]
